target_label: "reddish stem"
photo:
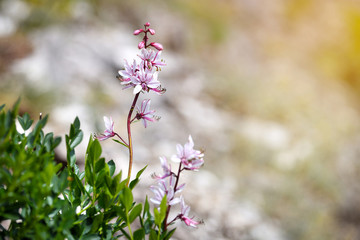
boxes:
[125,92,140,186]
[125,23,150,186]
[163,163,182,231]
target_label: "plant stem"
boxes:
[163,163,182,231]
[126,92,140,186]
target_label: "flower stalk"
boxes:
[125,92,140,186]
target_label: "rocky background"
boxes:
[1,0,360,239]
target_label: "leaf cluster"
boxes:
[0,101,176,239]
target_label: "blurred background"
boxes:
[1,0,360,239]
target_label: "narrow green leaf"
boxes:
[159,195,167,221]
[129,165,147,189]
[153,208,160,226]
[154,195,167,227]
[144,196,150,217]
[112,138,129,148]
[136,165,147,179]
[163,228,176,240]
[0,104,4,112]
[129,179,139,190]
[119,228,131,240]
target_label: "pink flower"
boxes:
[150,42,163,51]
[131,68,161,94]
[118,59,139,87]
[179,196,201,228]
[150,175,182,206]
[96,116,116,141]
[152,157,172,179]
[171,135,204,171]
[135,99,157,128]
[139,49,166,69]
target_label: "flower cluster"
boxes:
[96,22,165,144]
[150,136,204,228]
[118,22,166,95]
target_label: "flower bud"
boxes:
[150,42,163,51]
[133,29,144,35]
[138,41,145,49]
[145,22,151,27]
[148,28,156,35]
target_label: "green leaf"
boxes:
[73,173,88,197]
[162,228,176,240]
[149,229,158,240]
[159,195,167,221]
[153,208,160,227]
[70,130,83,149]
[52,170,68,193]
[133,229,145,240]
[90,213,104,233]
[119,228,131,240]
[17,113,33,131]
[121,187,133,212]
[85,138,104,187]
[95,169,107,189]
[109,171,122,196]
[107,160,116,177]
[97,191,111,209]
[129,178,139,190]
[129,165,147,189]
[129,203,142,223]
[0,104,4,112]
[154,195,167,227]
[143,196,150,218]
[74,116,81,130]
[80,234,101,240]
[95,158,105,174]
[91,139,102,161]
[112,138,129,148]
[136,165,147,179]
[53,136,62,149]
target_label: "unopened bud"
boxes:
[145,22,151,27]
[138,41,145,49]
[148,28,156,35]
[150,42,163,51]
[133,29,144,35]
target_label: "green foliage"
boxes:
[0,101,174,239]
[0,101,66,239]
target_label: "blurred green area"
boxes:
[1,0,360,239]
